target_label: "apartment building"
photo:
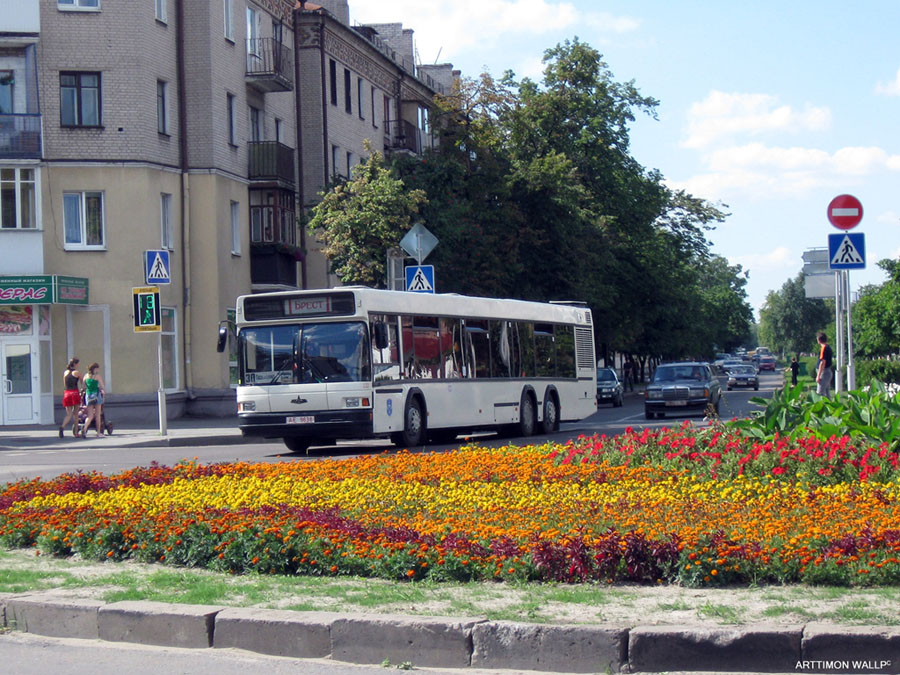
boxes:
[0,0,454,427]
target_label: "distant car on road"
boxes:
[644,362,721,419]
[596,367,624,407]
[758,355,777,371]
[727,364,759,390]
[713,353,731,371]
[719,359,744,374]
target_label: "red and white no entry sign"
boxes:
[827,194,863,230]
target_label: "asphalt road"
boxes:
[0,372,783,484]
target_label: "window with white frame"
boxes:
[160,306,179,390]
[246,6,260,56]
[0,168,37,230]
[224,0,234,40]
[60,72,101,127]
[155,0,167,23]
[160,193,173,249]
[63,191,104,248]
[157,80,168,134]
[58,0,100,9]
[230,200,241,254]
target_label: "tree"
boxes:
[758,273,831,357]
[308,149,427,287]
[853,257,900,357]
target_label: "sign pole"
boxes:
[158,332,167,435]
[845,270,856,390]
[834,273,843,394]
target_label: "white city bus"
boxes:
[218,288,597,453]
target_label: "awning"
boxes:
[0,275,89,305]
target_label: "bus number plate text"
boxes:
[286,415,315,424]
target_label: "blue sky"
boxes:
[351,1,900,316]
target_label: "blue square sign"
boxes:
[828,232,865,270]
[405,265,435,293]
[145,250,172,284]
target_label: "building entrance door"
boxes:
[1,342,36,425]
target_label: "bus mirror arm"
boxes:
[373,322,389,350]
[216,323,229,353]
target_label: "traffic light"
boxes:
[133,286,161,332]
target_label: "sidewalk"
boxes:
[0,416,269,452]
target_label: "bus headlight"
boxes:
[344,397,369,408]
[238,401,256,412]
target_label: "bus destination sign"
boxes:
[285,296,332,316]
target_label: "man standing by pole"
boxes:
[815,332,833,397]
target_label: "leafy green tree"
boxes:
[758,273,831,357]
[853,257,900,357]
[308,150,427,287]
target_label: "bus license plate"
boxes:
[286,415,315,424]
[665,401,687,407]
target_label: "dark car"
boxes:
[758,355,777,371]
[726,364,759,390]
[644,361,721,419]
[596,367,624,407]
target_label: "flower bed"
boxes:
[2,428,899,587]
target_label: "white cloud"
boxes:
[350,0,581,59]
[875,67,900,96]
[583,11,640,33]
[682,91,831,149]
[728,247,796,280]
[877,210,900,225]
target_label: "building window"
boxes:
[155,0,167,23]
[58,0,100,10]
[160,193,173,249]
[226,93,236,145]
[371,86,377,127]
[346,151,352,176]
[383,94,390,124]
[63,191,104,248]
[157,80,168,134]
[246,6,260,56]
[230,200,241,255]
[249,106,261,142]
[331,145,339,178]
[344,68,352,114]
[161,307,178,390]
[357,78,364,119]
[223,0,234,40]
[60,72,101,127]
[0,169,36,230]
[0,71,13,114]
[274,117,281,143]
[329,60,337,106]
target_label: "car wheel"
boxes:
[396,396,425,447]
[518,392,537,437]
[541,394,559,433]
[754,384,759,390]
[283,437,311,454]
[614,392,623,407]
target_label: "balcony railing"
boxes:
[246,38,293,92]
[383,119,434,156]
[0,114,42,159]
[250,245,297,287]
[248,141,295,186]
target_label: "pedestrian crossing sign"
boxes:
[828,232,865,270]
[145,250,172,284]
[405,265,435,293]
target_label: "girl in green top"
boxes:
[80,362,106,437]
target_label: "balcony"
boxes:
[383,119,434,156]
[245,38,293,93]
[0,114,41,159]
[250,245,297,287]
[248,141,295,187]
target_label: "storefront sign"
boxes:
[0,275,89,305]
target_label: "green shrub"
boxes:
[855,359,900,389]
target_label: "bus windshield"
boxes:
[240,321,370,385]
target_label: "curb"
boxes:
[3,592,900,673]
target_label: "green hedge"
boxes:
[855,359,900,388]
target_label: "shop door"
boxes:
[1,343,36,425]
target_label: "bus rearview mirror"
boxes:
[373,322,389,350]
[216,325,228,353]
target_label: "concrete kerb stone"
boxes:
[213,607,337,658]
[7,593,104,639]
[628,624,803,673]
[471,621,628,673]
[98,600,224,648]
[330,613,487,668]
[801,623,900,674]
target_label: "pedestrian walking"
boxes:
[789,356,799,387]
[815,333,833,397]
[58,358,82,437]
[80,362,106,437]
[623,356,635,392]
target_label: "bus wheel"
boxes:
[397,397,425,447]
[518,393,536,437]
[283,437,311,454]
[541,395,558,434]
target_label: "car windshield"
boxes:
[597,369,617,382]
[732,366,755,374]
[653,366,705,382]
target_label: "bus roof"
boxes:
[236,287,592,326]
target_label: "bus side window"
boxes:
[441,318,462,379]
[535,323,555,377]
[464,319,490,379]
[518,322,535,377]
[371,314,401,381]
[556,325,576,378]
[413,316,442,379]
[489,320,511,378]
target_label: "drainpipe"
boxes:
[319,16,329,185]
[293,6,306,288]
[175,0,194,398]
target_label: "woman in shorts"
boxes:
[59,358,82,437]
[80,362,106,438]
